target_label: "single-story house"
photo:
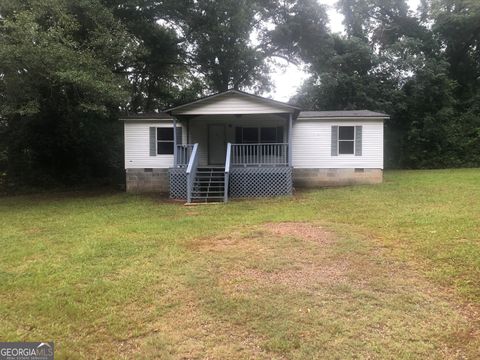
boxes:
[121,89,388,203]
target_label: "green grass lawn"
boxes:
[0,169,479,359]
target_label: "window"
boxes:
[260,127,276,142]
[338,126,355,154]
[157,127,174,154]
[235,127,284,144]
[241,127,259,143]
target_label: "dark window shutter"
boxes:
[355,126,362,156]
[149,127,156,156]
[235,127,242,143]
[176,126,183,145]
[331,125,338,156]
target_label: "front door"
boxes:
[208,124,226,165]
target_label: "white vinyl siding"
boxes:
[292,120,384,169]
[124,121,186,169]
[124,117,384,170]
[172,93,294,115]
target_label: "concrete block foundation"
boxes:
[126,167,383,194]
[293,168,383,188]
[126,168,169,193]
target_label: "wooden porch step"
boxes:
[194,180,225,184]
[194,180,224,182]
[189,166,227,203]
[193,189,224,193]
[191,196,224,200]
[191,190,224,194]
[195,176,224,179]
[193,188,224,191]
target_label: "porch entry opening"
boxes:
[208,124,226,165]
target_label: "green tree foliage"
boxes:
[432,0,480,100]
[159,0,329,93]
[170,0,273,92]
[0,0,132,186]
[268,0,332,66]
[104,0,192,111]
[293,0,480,168]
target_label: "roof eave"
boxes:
[297,116,389,120]
[118,118,173,121]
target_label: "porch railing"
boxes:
[186,143,199,203]
[175,144,195,167]
[230,143,289,166]
[224,143,232,203]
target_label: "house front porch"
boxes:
[170,141,293,202]
[165,91,299,203]
[168,114,294,202]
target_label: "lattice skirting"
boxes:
[169,168,187,199]
[229,167,292,198]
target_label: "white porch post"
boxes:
[173,116,177,166]
[288,113,293,166]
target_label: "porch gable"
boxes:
[166,89,300,115]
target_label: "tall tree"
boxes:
[292,0,480,168]
[0,0,132,186]
[157,0,332,94]
[104,0,194,111]
[430,0,480,165]
[431,0,480,101]
[155,0,275,93]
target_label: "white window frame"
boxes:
[337,126,356,155]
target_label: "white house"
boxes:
[121,90,388,202]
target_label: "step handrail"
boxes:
[186,143,199,203]
[224,143,232,203]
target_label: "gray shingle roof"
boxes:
[119,108,389,120]
[119,112,173,120]
[298,110,389,118]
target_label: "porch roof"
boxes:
[165,89,301,116]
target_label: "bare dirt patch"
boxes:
[262,221,333,244]
[243,222,345,288]
[223,263,349,293]
[192,222,334,253]
[194,222,348,293]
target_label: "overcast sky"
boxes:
[269,0,421,102]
